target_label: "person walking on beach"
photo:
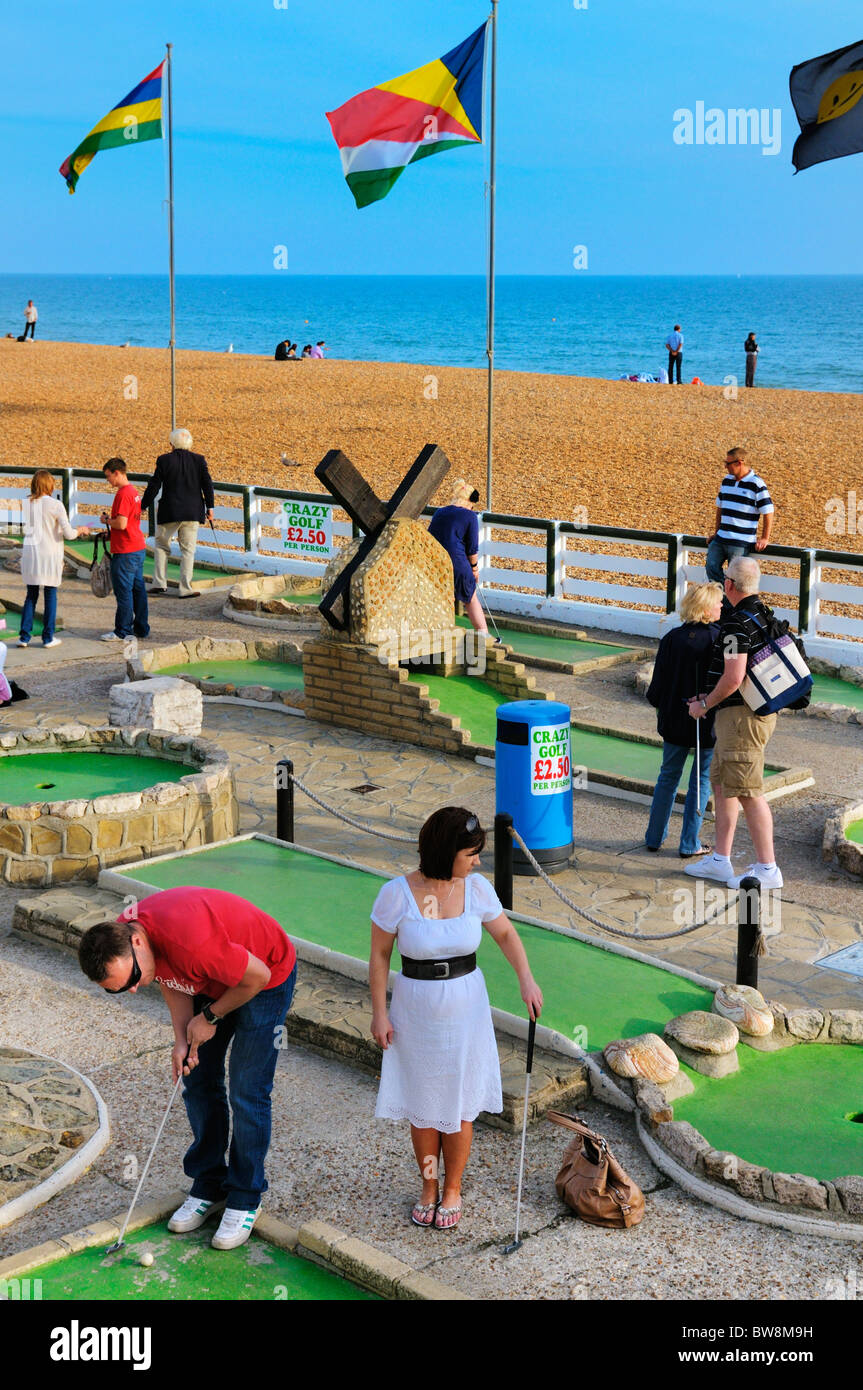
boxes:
[644,581,723,858]
[17,470,91,650]
[705,447,774,586]
[665,324,683,383]
[23,301,37,340]
[140,428,215,599]
[684,557,783,892]
[744,332,759,388]
[99,458,150,644]
[77,886,297,1250]
[369,807,543,1231]
[428,480,489,636]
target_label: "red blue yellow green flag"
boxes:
[326,24,487,208]
[60,60,164,194]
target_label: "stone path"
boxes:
[0,1047,104,1216]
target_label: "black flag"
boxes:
[791,39,863,172]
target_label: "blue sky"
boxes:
[3,0,863,275]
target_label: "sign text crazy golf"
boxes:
[280,500,333,557]
[531,721,572,796]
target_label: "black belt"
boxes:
[401,953,476,981]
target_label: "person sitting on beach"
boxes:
[274,340,289,361]
[301,344,312,358]
[286,343,298,359]
[744,332,759,388]
[705,447,774,587]
[644,581,723,859]
[428,480,490,636]
[310,341,326,359]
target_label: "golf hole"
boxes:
[846,1111,863,1124]
[36,782,56,789]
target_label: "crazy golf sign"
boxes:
[280,500,333,557]
[530,720,572,796]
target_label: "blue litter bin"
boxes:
[496,700,573,875]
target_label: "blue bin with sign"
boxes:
[496,700,573,875]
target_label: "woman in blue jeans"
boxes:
[18,470,91,648]
[645,582,723,857]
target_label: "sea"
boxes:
[2,273,862,394]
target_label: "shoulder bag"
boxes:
[546,1111,645,1229]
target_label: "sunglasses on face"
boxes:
[104,942,142,994]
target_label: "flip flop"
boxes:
[434,1203,462,1231]
[679,845,712,859]
[410,1201,438,1228]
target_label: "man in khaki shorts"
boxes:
[683,556,782,890]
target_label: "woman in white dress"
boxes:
[18,470,90,649]
[369,806,543,1231]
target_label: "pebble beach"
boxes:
[2,339,861,551]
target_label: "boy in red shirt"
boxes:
[79,886,298,1249]
[100,457,150,643]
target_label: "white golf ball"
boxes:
[139,1252,154,1267]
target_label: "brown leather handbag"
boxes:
[547,1112,645,1229]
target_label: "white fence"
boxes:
[2,468,862,666]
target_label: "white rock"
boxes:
[108,678,203,736]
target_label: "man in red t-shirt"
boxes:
[79,886,298,1250]
[99,457,150,644]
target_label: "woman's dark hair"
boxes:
[418,806,485,879]
[78,920,135,982]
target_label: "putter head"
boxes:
[502,1238,522,1255]
[104,1239,125,1256]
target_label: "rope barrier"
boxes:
[507,825,735,942]
[288,770,418,844]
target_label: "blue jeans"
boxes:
[19,584,57,644]
[646,742,714,856]
[183,965,297,1210]
[109,551,150,639]
[706,537,752,585]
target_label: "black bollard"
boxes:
[276,758,294,843]
[494,812,514,911]
[736,875,761,987]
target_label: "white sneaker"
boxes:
[727,863,784,891]
[683,853,733,882]
[167,1196,226,1233]
[42,637,62,649]
[16,639,29,648]
[211,1206,260,1250]
[100,631,122,643]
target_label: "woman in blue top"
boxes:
[428,479,488,635]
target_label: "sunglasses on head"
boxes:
[464,814,479,833]
[104,941,142,995]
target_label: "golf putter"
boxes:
[106,1068,185,1255]
[503,1014,537,1255]
[208,518,228,572]
[476,585,503,644]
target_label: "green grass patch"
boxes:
[161,659,304,692]
[0,751,188,804]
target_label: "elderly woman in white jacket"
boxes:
[17,470,90,649]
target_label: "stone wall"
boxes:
[302,637,551,756]
[225,572,321,621]
[128,636,304,707]
[0,727,238,887]
[822,802,863,877]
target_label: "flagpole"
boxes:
[166,42,176,431]
[485,3,497,511]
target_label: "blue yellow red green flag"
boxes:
[326,24,487,208]
[60,60,164,194]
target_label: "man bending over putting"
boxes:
[79,886,297,1250]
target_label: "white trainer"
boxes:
[211,1206,260,1250]
[168,1196,226,1233]
[100,631,122,643]
[42,637,62,649]
[727,863,784,891]
[683,853,733,882]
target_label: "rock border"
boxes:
[624,1002,863,1232]
[224,572,323,621]
[128,636,304,708]
[0,726,237,886]
[822,801,863,878]
[0,1051,111,1231]
[0,1190,470,1300]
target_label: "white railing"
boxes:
[2,467,863,666]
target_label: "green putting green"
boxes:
[846,819,863,845]
[811,673,863,711]
[674,1045,863,1180]
[114,837,712,1049]
[64,539,220,585]
[160,659,304,692]
[409,672,504,745]
[1,612,47,638]
[0,751,188,804]
[25,1222,377,1301]
[454,615,635,666]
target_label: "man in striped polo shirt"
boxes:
[705,448,774,586]
[683,556,782,894]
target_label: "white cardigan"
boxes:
[20,496,79,588]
